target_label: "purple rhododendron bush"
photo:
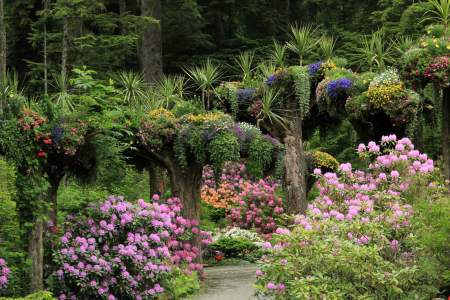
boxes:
[53,195,211,300]
[255,135,449,299]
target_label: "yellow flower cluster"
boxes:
[320,59,337,73]
[313,151,339,171]
[186,112,225,124]
[366,84,403,109]
[148,108,176,119]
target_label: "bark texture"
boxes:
[61,17,69,85]
[283,120,307,214]
[140,0,162,83]
[442,87,450,181]
[0,0,6,83]
[29,219,44,292]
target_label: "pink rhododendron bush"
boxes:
[201,162,285,234]
[0,258,10,289]
[255,135,449,299]
[53,195,211,300]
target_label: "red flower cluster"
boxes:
[18,109,46,131]
[424,55,450,88]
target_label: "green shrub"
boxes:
[165,270,200,299]
[208,237,259,259]
[0,291,55,300]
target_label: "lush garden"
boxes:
[0,0,449,299]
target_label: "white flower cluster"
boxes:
[213,227,263,244]
[239,122,261,135]
[370,68,401,87]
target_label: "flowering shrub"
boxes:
[0,258,10,289]
[255,135,445,299]
[424,55,450,88]
[201,163,244,209]
[366,83,404,109]
[312,151,339,172]
[53,195,211,300]
[326,77,352,99]
[228,178,284,234]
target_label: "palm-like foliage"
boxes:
[153,75,186,109]
[392,36,415,57]
[0,71,26,115]
[256,87,286,128]
[51,73,74,112]
[257,61,277,81]
[270,40,286,68]
[114,71,148,108]
[319,35,337,60]
[184,59,222,110]
[234,51,255,82]
[352,31,393,72]
[286,24,320,66]
[423,0,450,34]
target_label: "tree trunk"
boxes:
[148,164,165,196]
[284,119,307,215]
[167,161,203,259]
[48,182,59,231]
[0,0,6,85]
[170,166,202,221]
[119,0,127,34]
[29,219,44,293]
[61,17,68,85]
[442,87,450,181]
[43,0,48,95]
[139,0,163,83]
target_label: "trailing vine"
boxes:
[247,136,275,178]
[209,131,240,174]
[290,66,311,120]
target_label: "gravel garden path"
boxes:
[191,263,259,300]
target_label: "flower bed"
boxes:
[53,195,211,300]
[255,135,447,299]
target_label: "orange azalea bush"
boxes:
[201,162,245,209]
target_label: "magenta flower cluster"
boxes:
[0,258,10,289]
[227,178,284,234]
[53,195,211,300]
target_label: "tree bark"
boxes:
[0,0,6,85]
[48,182,59,231]
[119,0,127,34]
[169,165,202,222]
[284,119,307,215]
[29,219,44,293]
[442,87,450,181]
[61,17,69,86]
[139,0,163,83]
[43,0,48,95]
[148,164,165,196]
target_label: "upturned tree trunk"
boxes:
[140,0,163,83]
[284,119,307,214]
[43,0,48,95]
[61,17,68,85]
[119,0,127,34]
[29,219,44,292]
[0,0,6,84]
[148,164,165,196]
[169,165,202,222]
[48,182,59,231]
[442,87,450,182]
